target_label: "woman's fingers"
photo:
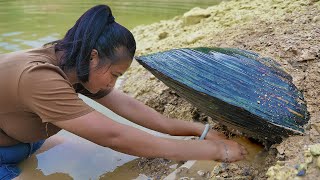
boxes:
[241,145,248,155]
[217,140,248,162]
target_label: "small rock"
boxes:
[300,50,316,61]
[179,177,189,180]
[296,163,307,171]
[317,156,320,169]
[276,161,285,166]
[309,144,320,156]
[182,7,211,26]
[197,170,206,177]
[234,175,250,180]
[305,155,313,164]
[228,163,239,171]
[149,75,156,80]
[158,32,168,40]
[220,172,229,178]
[276,144,285,155]
[297,169,306,176]
[312,16,320,23]
[169,164,178,169]
[220,163,228,170]
[186,33,205,44]
[242,168,251,176]
[176,168,183,174]
[212,165,222,175]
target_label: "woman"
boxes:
[0,5,247,179]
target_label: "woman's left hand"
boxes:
[204,128,227,141]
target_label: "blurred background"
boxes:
[0,0,226,53]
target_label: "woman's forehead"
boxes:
[110,59,132,70]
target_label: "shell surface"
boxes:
[136,48,309,142]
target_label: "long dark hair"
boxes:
[54,5,136,82]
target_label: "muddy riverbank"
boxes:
[120,0,320,179]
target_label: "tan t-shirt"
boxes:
[0,46,97,146]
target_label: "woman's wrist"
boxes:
[191,122,208,137]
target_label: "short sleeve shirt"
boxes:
[0,46,96,145]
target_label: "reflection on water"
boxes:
[17,131,137,180]
[16,95,164,180]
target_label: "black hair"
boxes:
[54,4,136,82]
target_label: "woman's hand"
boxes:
[204,128,247,162]
[215,139,248,162]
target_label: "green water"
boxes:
[0,0,225,53]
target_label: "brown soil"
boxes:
[120,0,320,179]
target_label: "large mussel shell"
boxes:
[136,48,309,143]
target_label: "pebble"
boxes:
[297,169,306,176]
[309,144,320,156]
[179,177,189,180]
[186,33,205,44]
[228,164,239,171]
[312,16,320,23]
[304,150,313,164]
[242,168,251,176]
[197,170,206,177]
[220,172,229,178]
[300,51,316,61]
[276,161,285,166]
[158,32,168,40]
[295,163,307,171]
[317,156,320,169]
[182,7,210,26]
[212,164,224,175]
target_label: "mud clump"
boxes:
[121,0,320,179]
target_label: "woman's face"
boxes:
[83,49,132,94]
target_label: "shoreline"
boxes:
[121,0,320,179]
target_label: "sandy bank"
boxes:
[121,0,320,179]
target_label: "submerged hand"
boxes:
[216,140,248,162]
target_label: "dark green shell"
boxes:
[136,48,309,142]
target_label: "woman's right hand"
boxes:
[214,140,248,162]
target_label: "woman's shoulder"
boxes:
[26,45,58,65]
[1,45,56,62]
[4,45,67,80]
[0,46,68,93]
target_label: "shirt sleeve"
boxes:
[18,62,95,122]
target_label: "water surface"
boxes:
[0,0,226,53]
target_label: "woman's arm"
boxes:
[95,89,224,139]
[52,110,246,161]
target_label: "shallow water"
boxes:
[16,95,164,180]
[163,137,265,179]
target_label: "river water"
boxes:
[0,0,225,54]
[1,0,229,179]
